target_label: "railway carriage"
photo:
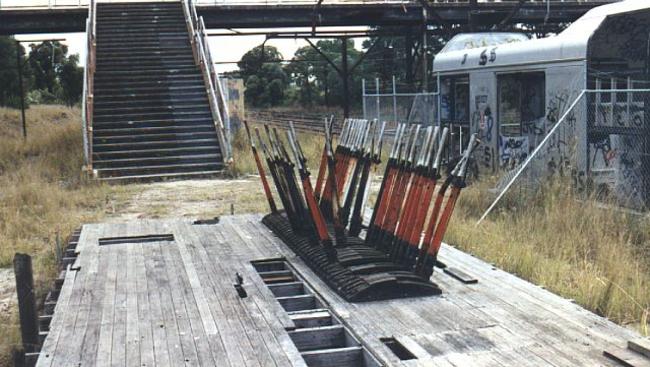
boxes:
[433,0,650,208]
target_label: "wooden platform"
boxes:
[36,214,641,366]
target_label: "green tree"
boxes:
[285,39,362,108]
[28,41,69,94]
[239,46,288,107]
[0,36,30,108]
[238,45,283,82]
[59,54,84,107]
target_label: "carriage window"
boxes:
[497,72,545,136]
[440,76,470,124]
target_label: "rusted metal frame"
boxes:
[366,123,405,246]
[288,123,337,259]
[337,119,366,198]
[402,127,449,267]
[269,125,311,232]
[390,126,437,264]
[341,119,375,227]
[257,126,302,229]
[264,124,303,229]
[314,116,335,200]
[349,120,386,236]
[416,134,479,278]
[339,119,368,211]
[497,0,525,29]
[310,0,324,36]
[374,125,418,253]
[318,118,363,233]
[319,118,353,216]
[244,120,277,213]
[324,128,348,248]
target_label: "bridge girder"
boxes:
[0,2,612,35]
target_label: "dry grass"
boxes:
[0,105,126,364]
[446,179,650,334]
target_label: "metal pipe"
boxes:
[392,75,398,124]
[476,89,587,225]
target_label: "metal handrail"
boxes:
[198,16,231,160]
[182,0,232,163]
[81,0,96,172]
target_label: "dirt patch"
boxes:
[0,269,15,320]
[105,177,269,222]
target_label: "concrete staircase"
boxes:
[92,1,224,180]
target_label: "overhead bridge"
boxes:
[1,0,619,35]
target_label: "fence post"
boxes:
[362,79,367,119]
[392,75,398,124]
[13,253,39,354]
[375,77,380,123]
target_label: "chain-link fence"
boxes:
[479,89,650,223]
[362,77,438,134]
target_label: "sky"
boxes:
[15,27,367,73]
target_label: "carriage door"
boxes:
[440,75,470,159]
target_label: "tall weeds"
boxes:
[0,106,117,363]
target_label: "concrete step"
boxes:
[94,96,208,109]
[95,70,203,85]
[96,169,223,182]
[94,79,205,92]
[94,86,206,101]
[93,138,220,152]
[96,62,197,72]
[96,61,197,73]
[93,124,216,137]
[96,26,188,35]
[93,145,220,160]
[95,162,224,179]
[93,131,218,145]
[93,153,222,169]
[94,68,201,78]
[95,103,210,115]
[94,67,200,79]
[96,44,192,54]
[93,117,215,130]
[94,110,213,124]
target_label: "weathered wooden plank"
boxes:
[125,242,141,367]
[158,238,201,366]
[630,338,650,359]
[604,347,650,367]
[75,225,106,366]
[142,242,172,367]
[110,243,128,367]
[134,241,155,367]
[35,265,77,367]
[443,267,478,284]
[177,223,238,366]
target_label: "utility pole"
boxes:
[341,37,350,119]
[15,41,27,140]
[422,7,428,93]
